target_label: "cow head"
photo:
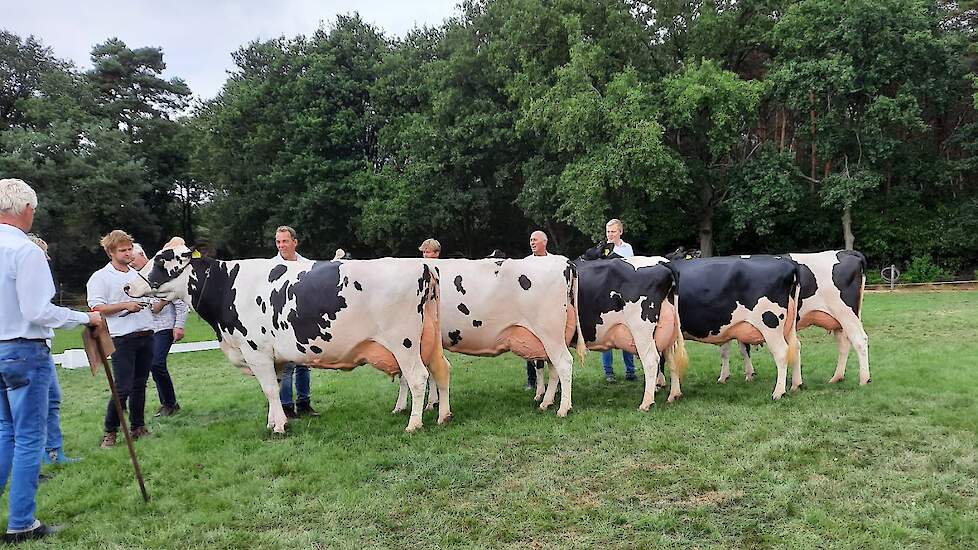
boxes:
[125,244,196,302]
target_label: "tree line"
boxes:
[3,0,978,289]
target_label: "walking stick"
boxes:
[82,320,150,502]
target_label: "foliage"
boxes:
[902,255,954,282]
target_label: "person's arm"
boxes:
[17,247,95,328]
[172,299,189,342]
[87,269,143,315]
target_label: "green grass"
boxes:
[14,292,978,548]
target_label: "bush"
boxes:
[901,256,953,283]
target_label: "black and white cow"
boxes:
[573,256,688,410]
[718,250,869,385]
[393,255,585,417]
[125,244,451,433]
[663,255,802,400]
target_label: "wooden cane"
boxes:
[85,323,150,502]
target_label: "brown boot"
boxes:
[130,426,151,439]
[99,432,117,449]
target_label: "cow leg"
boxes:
[399,358,429,432]
[842,321,871,385]
[539,361,558,411]
[718,342,731,384]
[829,329,850,383]
[427,353,452,425]
[760,328,793,400]
[392,376,409,414]
[791,338,803,391]
[425,379,439,410]
[656,355,666,388]
[741,343,755,381]
[553,355,574,417]
[632,330,660,411]
[246,357,288,434]
[666,346,683,403]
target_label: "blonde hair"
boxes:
[418,238,441,252]
[606,218,623,232]
[0,178,38,216]
[276,226,297,240]
[26,233,50,259]
[100,230,134,254]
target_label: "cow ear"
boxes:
[191,249,202,259]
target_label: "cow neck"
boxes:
[189,257,219,328]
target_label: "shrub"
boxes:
[901,256,953,283]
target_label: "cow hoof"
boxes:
[717,376,729,384]
[638,403,653,412]
[667,393,682,403]
[391,407,406,415]
[772,391,785,400]
[533,394,544,403]
[437,413,453,425]
[424,403,435,411]
[556,407,570,418]
[538,402,552,412]
[860,378,871,385]
[791,383,804,392]
[829,375,844,384]
[745,374,754,382]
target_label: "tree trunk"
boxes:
[842,206,854,250]
[698,183,715,258]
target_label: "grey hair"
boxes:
[0,178,38,216]
[530,230,548,242]
[132,243,146,256]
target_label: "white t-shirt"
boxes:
[86,263,154,337]
[612,241,634,258]
[270,252,308,262]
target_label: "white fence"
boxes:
[53,340,221,369]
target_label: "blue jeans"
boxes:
[0,340,53,531]
[151,331,178,408]
[45,362,63,453]
[279,364,310,406]
[602,350,635,377]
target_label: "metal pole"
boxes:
[90,327,150,502]
[890,265,895,291]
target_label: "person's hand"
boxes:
[124,301,145,313]
[151,300,169,314]
[173,327,185,342]
[86,312,104,327]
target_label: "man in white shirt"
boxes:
[271,226,318,418]
[524,231,550,390]
[0,179,102,543]
[131,244,187,418]
[86,230,155,448]
[602,218,637,383]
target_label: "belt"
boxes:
[0,338,48,345]
[113,330,154,340]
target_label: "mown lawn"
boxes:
[14,291,978,548]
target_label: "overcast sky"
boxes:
[3,1,462,101]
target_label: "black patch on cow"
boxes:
[665,256,797,340]
[574,258,673,344]
[403,338,412,348]
[247,340,258,350]
[263,261,348,347]
[518,275,532,290]
[261,327,267,334]
[454,275,466,295]
[779,313,784,319]
[448,330,462,346]
[762,311,780,328]
[310,345,322,354]
[354,281,362,291]
[342,276,349,288]
[296,343,306,353]
[188,258,249,343]
[833,250,866,317]
[268,264,288,283]
[472,320,482,327]
[255,296,263,306]
[457,303,470,315]
[494,260,505,267]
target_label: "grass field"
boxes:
[12,291,978,548]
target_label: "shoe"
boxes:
[130,426,151,439]
[624,373,638,381]
[3,522,63,543]
[604,375,616,383]
[283,404,299,419]
[296,400,319,417]
[154,404,181,417]
[99,432,117,449]
[38,473,54,484]
[42,448,81,465]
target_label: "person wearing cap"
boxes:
[1,178,103,542]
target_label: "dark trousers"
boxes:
[151,330,178,408]
[526,360,545,385]
[104,332,153,433]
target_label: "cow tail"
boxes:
[571,264,587,365]
[668,279,689,380]
[425,265,451,380]
[787,265,802,369]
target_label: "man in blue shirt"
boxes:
[0,179,102,543]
